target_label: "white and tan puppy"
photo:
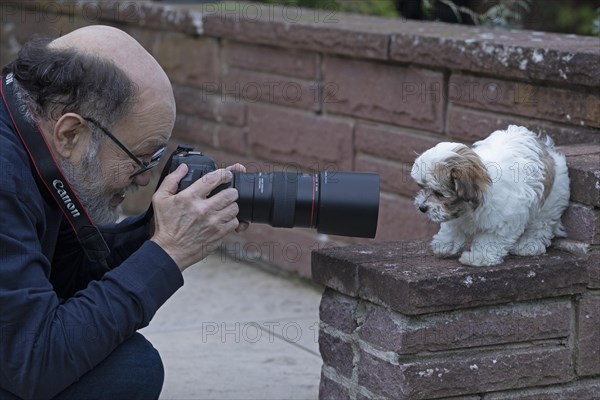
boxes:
[411,125,570,267]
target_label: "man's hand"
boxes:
[150,163,246,271]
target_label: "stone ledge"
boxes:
[11,1,600,87]
[358,298,572,355]
[312,241,589,315]
[561,144,600,208]
[9,0,205,35]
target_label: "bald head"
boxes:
[49,25,174,116]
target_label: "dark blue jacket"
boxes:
[0,100,184,399]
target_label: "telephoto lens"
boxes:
[170,150,380,238]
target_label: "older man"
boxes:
[0,26,245,399]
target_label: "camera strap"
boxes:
[1,73,110,264]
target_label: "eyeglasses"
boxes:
[83,117,166,178]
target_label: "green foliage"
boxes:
[252,0,398,17]
[555,4,599,36]
[422,0,533,28]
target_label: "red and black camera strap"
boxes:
[1,73,111,264]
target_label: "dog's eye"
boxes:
[433,190,443,197]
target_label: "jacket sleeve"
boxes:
[0,191,183,399]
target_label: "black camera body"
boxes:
[169,149,380,238]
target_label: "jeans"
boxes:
[0,333,164,400]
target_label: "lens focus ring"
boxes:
[271,172,297,228]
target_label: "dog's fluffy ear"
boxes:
[449,147,490,206]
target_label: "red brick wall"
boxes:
[2,1,598,277]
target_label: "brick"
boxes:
[216,124,248,156]
[358,347,573,399]
[173,114,215,148]
[576,292,600,376]
[3,5,46,43]
[224,41,319,80]
[319,330,355,378]
[312,242,589,315]
[359,300,572,355]
[446,105,504,143]
[174,85,245,126]
[6,6,89,43]
[224,68,319,111]
[323,57,445,132]
[565,149,600,208]
[120,26,159,55]
[375,193,439,242]
[585,253,600,289]
[446,105,600,145]
[484,379,600,400]
[449,74,600,128]
[204,4,390,59]
[154,33,220,88]
[320,288,359,334]
[560,144,600,157]
[312,246,371,298]
[562,203,600,244]
[390,23,600,87]
[247,103,353,170]
[355,155,419,198]
[355,123,443,163]
[173,115,247,155]
[319,372,351,400]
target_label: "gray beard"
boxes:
[57,148,121,225]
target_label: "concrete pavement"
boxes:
[141,252,323,400]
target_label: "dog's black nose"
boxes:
[419,204,428,213]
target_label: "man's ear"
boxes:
[52,113,89,162]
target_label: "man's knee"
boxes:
[108,333,165,399]
[54,333,164,400]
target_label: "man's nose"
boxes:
[419,204,428,213]
[132,170,152,187]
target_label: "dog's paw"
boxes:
[431,239,462,258]
[459,250,502,267]
[511,239,547,256]
[431,230,464,258]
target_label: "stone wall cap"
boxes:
[10,0,206,35]
[312,241,589,315]
[14,0,600,86]
[202,3,600,85]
